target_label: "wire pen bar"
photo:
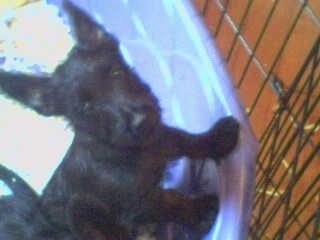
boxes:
[256,77,319,194]
[193,0,320,239]
[252,39,319,238]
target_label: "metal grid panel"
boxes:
[193,0,319,239]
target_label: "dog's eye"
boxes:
[83,101,91,111]
[111,70,121,77]
[110,66,122,78]
[79,91,94,111]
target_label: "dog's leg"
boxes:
[158,116,240,163]
[133,186,218,233]
[68,194,132,240]
[135,155,218,229]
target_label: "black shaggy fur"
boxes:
[0,1,240,239]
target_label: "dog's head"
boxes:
[0,0,160,147]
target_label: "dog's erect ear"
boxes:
[0,71,64,116]
[68,195,131,240]
[63,0,118,51]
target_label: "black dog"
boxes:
[0,1,239,239]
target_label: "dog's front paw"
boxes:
[208,116,240,162]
